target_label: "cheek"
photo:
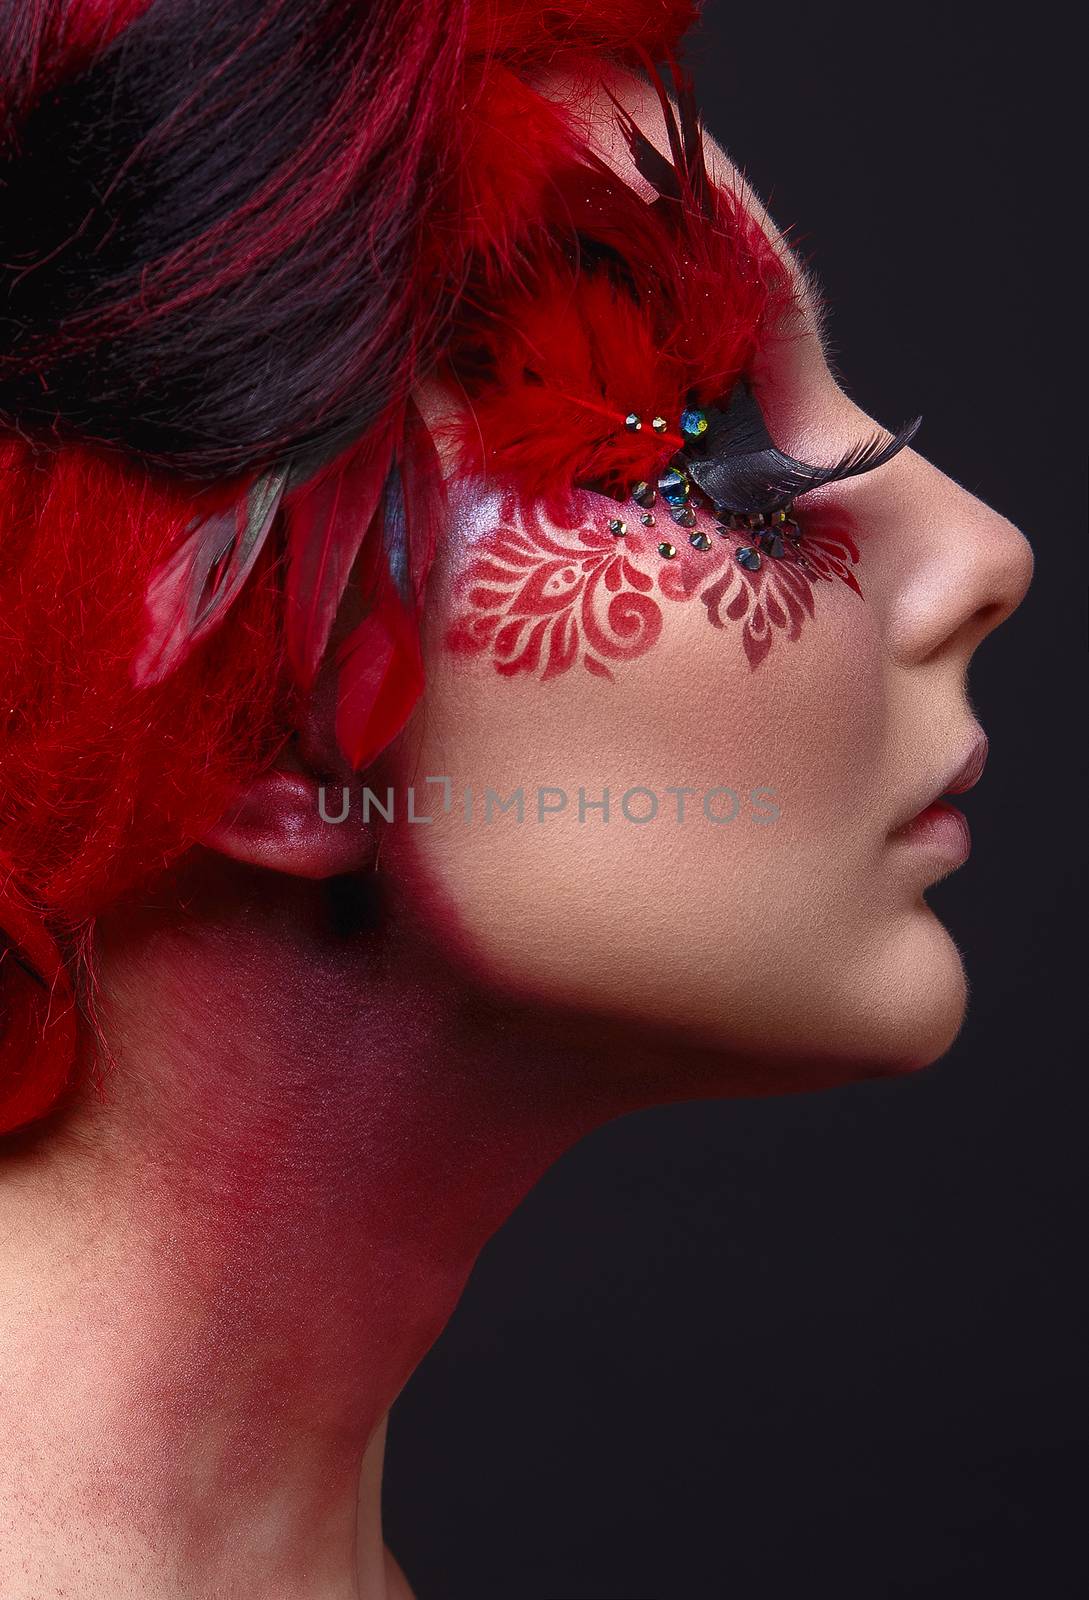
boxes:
[385,486,912,1059]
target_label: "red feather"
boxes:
[450,65,586,283]
[445,264,687,514]
[330,401,445,770]
[133,465,288,686]
[402,397,445,605]
[445,67,794,513]
[334,566,424,774]
[464,0,702,61]
[283,410,402,691]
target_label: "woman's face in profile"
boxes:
[379,73,1033,1084]
[0,9,1057,1599]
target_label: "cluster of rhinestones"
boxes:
[613,465,705,559]
[609,406,804,569]
[718,508,803,572]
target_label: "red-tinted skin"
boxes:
[19,862,746,1594]
[6,789,904,1594]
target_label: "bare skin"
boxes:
[0,65,1032,1600]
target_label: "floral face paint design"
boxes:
[446,485,862,678]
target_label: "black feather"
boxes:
[683,382,921,515]
[606,65,714,220]
[606,88,681,201]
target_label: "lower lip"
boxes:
[892,799,972,867]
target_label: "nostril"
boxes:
[974,600,1008,636]
[964,591,1024,655]
[969,522,1034,644]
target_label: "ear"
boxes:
[201,590,382,878]
[201,766,375,879]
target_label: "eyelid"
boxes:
[682,382,921,518]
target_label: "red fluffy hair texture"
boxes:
[466,0,701,60]
[0,0,706,1135]
[0,442,289,1131]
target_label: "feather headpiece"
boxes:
[133,59,785,769]
[2,0,723,1136]
[442,63,796,516]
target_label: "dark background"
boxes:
[385,6,1085,1596]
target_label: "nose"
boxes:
[882,453,1034,667]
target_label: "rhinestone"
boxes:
[640,512,656,526]
[608,518,627,537]
[758,532,785,559]
[651,416,668,433]
[672,505,697,528]
[680,407,709,439]
[657,466,691,506]
[631,481,656,508]
[689,530,712,552]
[657,541,678,559]
[782,519,802,542]
[735,546,762,572]
[624,412,642,432]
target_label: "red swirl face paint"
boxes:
[446,487,862,678]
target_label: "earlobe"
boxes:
[201,768,375,879]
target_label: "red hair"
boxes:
[0,0,704,1135]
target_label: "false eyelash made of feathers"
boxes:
[682,381,922,516]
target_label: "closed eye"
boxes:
[681,380,920,517]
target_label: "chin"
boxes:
[844,909,969,1076]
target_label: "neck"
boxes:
[0,859,621,1599]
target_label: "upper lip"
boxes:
[891,729,989,834]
